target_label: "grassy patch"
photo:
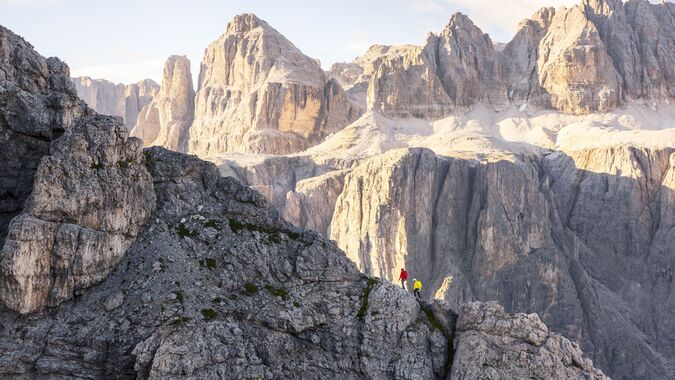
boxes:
[201,308,218,321]
[422,307,445,332]
[177,223,197,238]
[293,301,301,308]
[117,158,133,169]
[143,150,153,163]
[357,278,379,320]
[175,290,184,304]
[170,316,191,325]
[264,285,289,301]
[204,219,221,229]
[90,161,104,170]
[228,218,300,241]
[205,258,217,270]
[212,297,222,304]
[243,283,259,295]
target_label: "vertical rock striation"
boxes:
[328,146,675,379]
[72,76,159,130]
[333,0,674,117]
[188,14,360,156]
[131,55,195,152]
[0,26,156,314]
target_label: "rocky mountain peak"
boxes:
[442,12,484,36]
[226,12,266,34]
[131,54,195,152]
[188,14,359,156]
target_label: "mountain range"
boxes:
[1,0,673,379]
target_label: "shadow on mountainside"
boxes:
[388,147,674,380]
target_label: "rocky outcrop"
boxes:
[131,55,195,152]
[188,14,360,156]
[326,146,675,379]
[73,76,159,129]
[0,26,155,314]
[426,13,508,110]
[0,146,606,380]
[451,302,609,379]
[366,44,453,118]
[0,25,89,248]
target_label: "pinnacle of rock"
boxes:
[131,54,195,152]
[187,13,360,157]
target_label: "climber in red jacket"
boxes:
[399,268,408,290]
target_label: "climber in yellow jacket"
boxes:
[413,278,422,300]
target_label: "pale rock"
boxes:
[188,14,360,156]
[130,55,195,152]
[104,291,124,311]
[0,26,155,314]
[451,302,609,379]
[72,76,159,130]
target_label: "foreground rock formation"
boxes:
[451,302,608,379]
[0,26,156,314]
[0,25,88,246]
[73,76,159,130]
[188,13,360,156]
[0,147,605,379]
[131,55,195,152]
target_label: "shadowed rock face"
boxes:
[0,26,156,314]
[325,146,675,379]
[72,77,159,130]
[131,55,195,152]
[0,147,607,380]
[0,25,90,247]
[188,14,361,156]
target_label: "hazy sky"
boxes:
[0,0,600,84]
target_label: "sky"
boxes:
[0,0,613,84]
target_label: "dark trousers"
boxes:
[414,289,421,299]
[400,280,406,289]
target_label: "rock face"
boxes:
[333,0,674,117]
[188,14,360,156]
[0,146,606,380]
[326,146,675,379]
[451,302,609,379]
[0,25,608,379]
[0,25,89,249]
[0,26,156,314]
[73,76,159,129]
[131,55,195,152]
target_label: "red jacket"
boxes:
[399,270,408,280]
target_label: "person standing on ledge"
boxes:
[399,268,408,290]
[413,278,422,300]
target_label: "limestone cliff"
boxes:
[0,26,155,314]
[0,146,606,380]
[333,0,674,117]
[188,14,360,156]
[73,76,159,129]
[327,146,675,379]
[131,55,195,152]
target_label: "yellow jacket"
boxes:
[413,280,422,290]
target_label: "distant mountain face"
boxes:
[130,55,195,153]
[333,0,674,117]
[72,76,159,130]
[187,14,361,156]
